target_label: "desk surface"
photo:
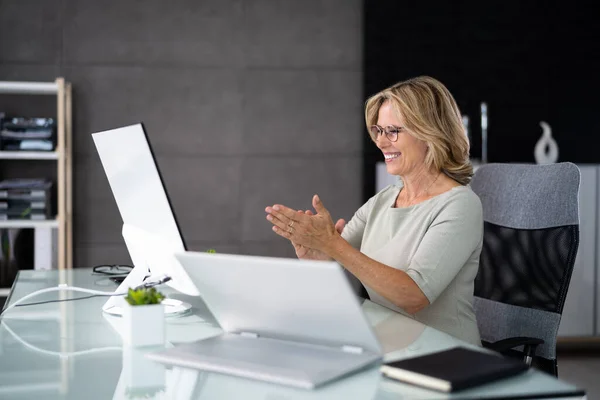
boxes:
[0,269,586,400]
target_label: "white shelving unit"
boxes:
[0,78,72,271]
[0,220,59,229]
[0,81,59,95]
[0,151,59,160]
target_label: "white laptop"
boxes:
[147,251,383,389]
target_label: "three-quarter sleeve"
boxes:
[404,193,483,304]
[341,193,377,249]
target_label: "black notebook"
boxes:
[380,347,529,393]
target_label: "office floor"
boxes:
[557,349,600,399]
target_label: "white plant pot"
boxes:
[122,303,165,347]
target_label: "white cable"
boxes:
[1,276,172,317]
[0,285,126,316]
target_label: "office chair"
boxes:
[470,162,580,377]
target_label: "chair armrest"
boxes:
[484,337,544,365]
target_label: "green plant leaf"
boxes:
[125,287,165,306]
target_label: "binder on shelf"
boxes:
[0,191,50,201]
[0,117,56,151]
[0,179,53,199]
[0,199,46,209]
[0,179,54,219]
[0,203,52,220]
[0,210,49,221]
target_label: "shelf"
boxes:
[0,220,59,229]
[0,81,58,95]
[0,151,58,160]
[0,78,71,270]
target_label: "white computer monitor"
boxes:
[91,123,199,315]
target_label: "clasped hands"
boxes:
[265,194,345,260]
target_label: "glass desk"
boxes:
[0,269,586,400]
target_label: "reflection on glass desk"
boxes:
[0,270,587,400]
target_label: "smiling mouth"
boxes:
[384,153,400,162]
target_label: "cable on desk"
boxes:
[13,293,118,307]
[0,276,172,316]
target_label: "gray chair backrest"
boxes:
[470,162,580,360]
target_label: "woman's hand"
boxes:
[291,209,345,260]
[265,195,343,256]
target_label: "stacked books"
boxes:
[0,117,56,151]
[0,179,54,220]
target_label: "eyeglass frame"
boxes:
[92,264,134,276]
[369,124,405,143]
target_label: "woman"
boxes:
[265,76,483,346]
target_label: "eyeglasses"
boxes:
[369,125,404,142]
[92,264,133,276]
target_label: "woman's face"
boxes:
[374,101,429,177]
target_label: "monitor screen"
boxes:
[92,123,187,253]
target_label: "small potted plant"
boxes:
[122,287,166,347]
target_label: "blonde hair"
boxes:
[365,76,473,185]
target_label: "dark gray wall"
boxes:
[0,0,363,267]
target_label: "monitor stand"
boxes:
[102,224,194,317]
[101,270,192,317]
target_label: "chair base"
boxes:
[489,346,558,377]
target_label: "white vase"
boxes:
[122,303,165,347]
[534,121,559,164]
